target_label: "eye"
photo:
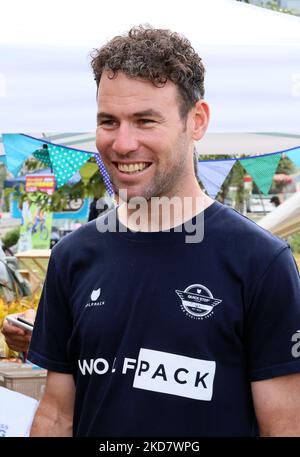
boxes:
[138,119,155,125]
[98,120,117,128]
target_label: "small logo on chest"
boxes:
[176,284,222,320]
[85,288,105,308]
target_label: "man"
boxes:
[27,26,300,436]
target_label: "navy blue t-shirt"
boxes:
[28,202,300,436]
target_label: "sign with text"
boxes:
[25,174,55,195]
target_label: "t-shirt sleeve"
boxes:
[246,246,300,381]
[27,252,73,373]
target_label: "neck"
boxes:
[117,179,214,232]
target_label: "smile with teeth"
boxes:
[117,162,151,174]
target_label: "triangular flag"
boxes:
[197,159,236,198]
[94,153,114,196]
[48,144,92,188]
[240,153,282,195]
[33,147,52,167]
[79,162,99,184]
[2,134,44,176]
[286,147,300,170]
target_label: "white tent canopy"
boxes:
[258,191,300,238]
[1,131,300,157]
[0,0,300,134]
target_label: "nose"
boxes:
[112,123,139,155]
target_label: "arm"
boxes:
[252,373,300,436]
[30,371,75,437]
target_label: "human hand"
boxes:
[2,309,36,353]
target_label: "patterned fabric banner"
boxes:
[33,147,52,167]
[240,153,282,195]
[2,134,114,195]
[48,144,92,189]
[2,133,300,199]
[94,153,114,196]
[197,159,236,198]
[2,134,44,176]
[286,147,300,170]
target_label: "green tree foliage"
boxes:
[269,157,297,193]
[0,163,6,183]
[263,0,293,15]
[236,0,294,15]
[277,156,296,175]
[1,228,20,249]
[0,163,8,211]
[288,231,300,254]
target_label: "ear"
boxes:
[191,100,210,141]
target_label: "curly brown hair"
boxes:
[90,25,205,119]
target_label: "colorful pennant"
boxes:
[197,159,236,198]
[47,144,92,189]
[2,134,44,176]
[33,147,52,167]
[240,153,282,195]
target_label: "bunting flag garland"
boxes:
[240,153,282,195]
[33,147,52,167]
[286,147,300,170]
[1,133,114,196]
[2,134,44,176]
[47,144,92,188]
[197,159,236,198]
[1,133,300,199]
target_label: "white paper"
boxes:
[0,386,38,437]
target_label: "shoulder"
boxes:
[211,202,287,254]
[207,203,291,289]
[50,208,116,262]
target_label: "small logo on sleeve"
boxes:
[85,288,105,308]
[176,284,222,320]
[91,288,101,301]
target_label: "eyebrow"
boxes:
[97,112,115,124]
[97,109,164,124]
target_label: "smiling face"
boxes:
[96,71,207,201]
